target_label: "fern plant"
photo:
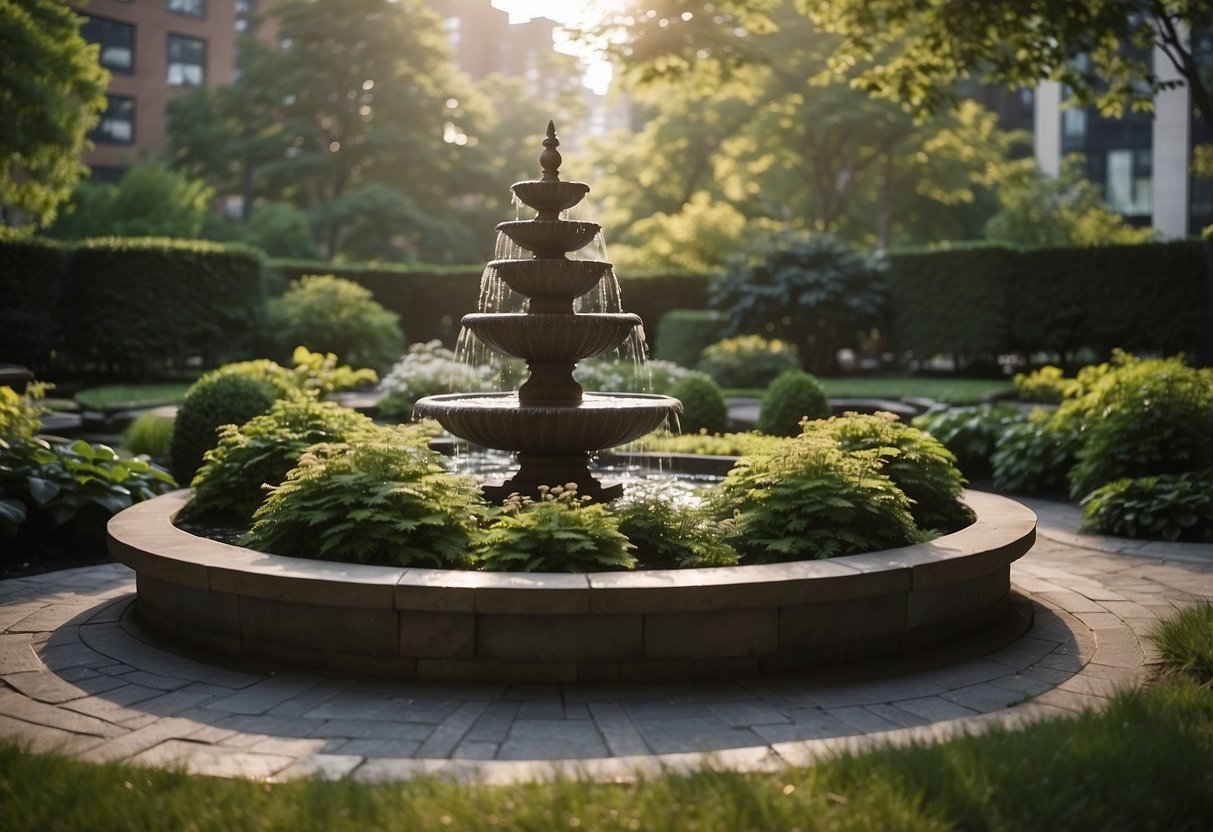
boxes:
[243,427,487,567]
[182,399,381,522]
[806,412,975,534]
[475,484,636,573]
[717,433,920,562]
[614,480,739,569]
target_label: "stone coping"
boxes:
[108,489,1035,618]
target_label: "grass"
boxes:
[1148,600,1213,685]
[725,376,1014,405]
[74,383,192,412]
[1,677,1211,831]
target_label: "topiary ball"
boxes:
[170,373,280,484]
[669,371,731,434]
[757,369,829,436]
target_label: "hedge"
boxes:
[274,261,712,355]
[0,237,265,376]
[887,240,1213,367]
[0,238,66,370]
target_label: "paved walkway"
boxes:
[1,498,1211,784]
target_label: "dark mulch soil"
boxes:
[1,535,116,581]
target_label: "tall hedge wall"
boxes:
[0,237,265,376]
[887,240,1213,366]
[274,261,711,354]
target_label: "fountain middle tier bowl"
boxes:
[489,258,611,302]
[464,312,641,362]
[412,392,682,454]
[497,219,601,257]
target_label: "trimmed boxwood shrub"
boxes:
[170,372,282,484]
[62,238,266,373]
[699,335,800,389]
[668,371,730,434]
[757,369,830,436]
[268,275,405,371]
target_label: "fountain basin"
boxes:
[463,313,641,363]
[413,392,679,453]
[107,488,1036,683]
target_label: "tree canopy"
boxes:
[0,0,108,230]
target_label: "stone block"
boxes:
[395,568,480,612]
[238,596,398,657]
[644,607,778,660]
[136,573,240,638]
[415,658,578,684]
[478,613,642,662]
[779,592,907,649]
[398,610,475,659]
[907,566,1009,630]
[208,556,399,610]
[474,574,591,614]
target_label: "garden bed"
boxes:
[107,488,1035,683]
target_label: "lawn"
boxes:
[74,382,193,412]
[727,376,1014,404]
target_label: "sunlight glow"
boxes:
[491,0,620,94]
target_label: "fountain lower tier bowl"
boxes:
[462,313,642,362]
[107,488,1037,683]
[412,392,681,454]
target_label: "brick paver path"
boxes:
[1,497,1210,783]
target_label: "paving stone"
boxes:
[498,719,608,760]
[892,696,981,722]
[0,634,43,673]
[515,699,564,720]
[129,740,294,778]
[1,670,87,704]
[0,713,107,756]
[337,738,423,758]
[215,713,324,738]
[466,702,519,742]
[452,740,499,760]
[754,709,856,743]
[987,673,1053,698]
[0,689,125,738]
[303,694,459,724]
[706,701,791,728]
[114,670,191,692]
[807,676,948,709]
[825,705,905,734]
[271,754,364,781]
[79,717,204,763]
[306,719,435,741]
[587,701,649,756]
[415,700,490,758]
[205,676,324,716]
[940,683,1022,713]
[247,736,330,757]
[861,703,930,729]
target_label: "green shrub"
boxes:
[614,481,739,569]
[1013,365,1079,403]
[717,433,920,562]
[244,427,486,567]
[698,335,799,389]
[711,232,887,374]
[757,369,830,436]
[912,403,1024,475]
[990,407,1081,494]
[654,309,725,368]
[269,275,405,371]
[805,412,974,534]
[668,372,730,434]
[121,411,174,458]
[476,484,636,573]
[1067,357,1213,499]
[1147,600,1213,685]
[0,437,175,542]
[183,399,379,522]
[1081,471,1213,543]
[0,383,50,441]
[169,372,281,483]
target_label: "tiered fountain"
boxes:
[413,122,681,502]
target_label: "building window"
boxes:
[235,0,256,33]
[167,0,205,18]
[167,34,206,86]
[1105,148,1152,217]
[80,15,135,74]
[90,95,135,145]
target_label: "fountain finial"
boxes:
[540,121,561,182]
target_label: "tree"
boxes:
[168,0,489,260]
[579,1,1016,255]
[985,156,1158,247]
[0,0,108,229]
[45,160,213,241]
[588,1,1213,129]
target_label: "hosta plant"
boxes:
[1081,470,1213,543]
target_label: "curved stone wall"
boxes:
[108,490,1035,683]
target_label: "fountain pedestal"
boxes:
[414,122,681,501]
